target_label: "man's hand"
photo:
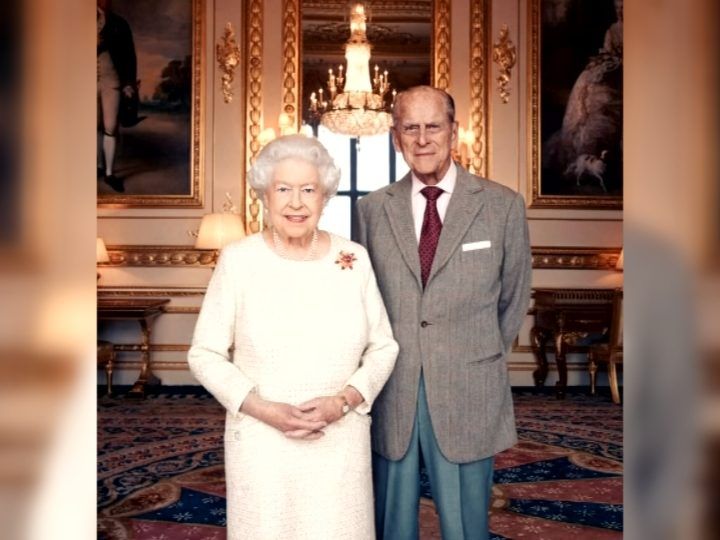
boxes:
[122,85,135,98]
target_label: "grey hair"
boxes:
[392,85,456,126]
[247,134,341,201]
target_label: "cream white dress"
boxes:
[188,232,398,540]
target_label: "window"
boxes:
[313,125,409,241]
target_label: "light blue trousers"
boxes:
[373,375,494,540]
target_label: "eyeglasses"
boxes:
[398,122,449,138]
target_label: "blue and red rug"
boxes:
[98,389,622,539]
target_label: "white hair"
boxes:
[247,134,341,201]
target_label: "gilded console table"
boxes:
[97,297,170,398]
[530,288,614,398]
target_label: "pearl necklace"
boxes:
[272,228,319,261]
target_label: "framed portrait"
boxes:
[528,0,623,209]
[97,0,204,208]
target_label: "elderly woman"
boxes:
[188,134,398,539]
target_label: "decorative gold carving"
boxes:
[245,0,264,233]
[216,22,241,103]
[282,0,300,132]
[527,0,622,209]
[113,344,190,353]
[98,288,207,297]
[100,247,619,270]
[492,24,516,104]
[164,306,201,314]
[531,247,622,270]
[100,245,217,267]
[98,245,619,270]
[527,0,541,206]
[468,0,489,176]
[98,0,205,208]
[433,0,451,90]
[111,361,191,371]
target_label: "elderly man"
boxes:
[357,86,532,539]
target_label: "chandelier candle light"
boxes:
[309,3,395,138]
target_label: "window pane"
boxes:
[395,150,410,181]
[319,195,351,239]
[317,125,351,191]
[357,133,390,191]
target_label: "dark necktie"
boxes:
[418,186,443,289]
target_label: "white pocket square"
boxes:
[462,240,492,251]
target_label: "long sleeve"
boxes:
[188,246,256,416]
[498,192,532,351]
[345,257,399,415]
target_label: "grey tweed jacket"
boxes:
[356,166,532,463]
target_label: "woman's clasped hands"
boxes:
[241,392,356,440]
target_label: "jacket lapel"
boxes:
[383,175,423,289]
[427,168,485,285]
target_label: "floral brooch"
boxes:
[335,250,357,270]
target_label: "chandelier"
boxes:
[309,3,395,138]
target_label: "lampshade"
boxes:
[195,213,245,250]
[96,237,110,263]
[615,248,623,271]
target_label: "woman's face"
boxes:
[263,158,325,241]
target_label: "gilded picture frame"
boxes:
[97,0,204,208]
[528,0,623,209]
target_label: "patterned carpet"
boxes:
[98,389,622,539]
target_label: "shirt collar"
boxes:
[411,162,457,196]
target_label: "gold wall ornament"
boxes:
[97,245,619,270]
[282,0,300,132]
[100,245,217,267]
[98,288,207,296]
[433,0,451,89]
[468,0,489,176]
[245,0,264,233]
[492,24,516,104]
[530,246,623,270]
[216,22,241,103]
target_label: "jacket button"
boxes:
[420,321,429,328]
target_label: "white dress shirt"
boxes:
[410,163,457,242]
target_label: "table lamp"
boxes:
[194,212,245,255]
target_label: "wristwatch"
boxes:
[338,394,350,415]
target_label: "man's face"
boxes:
[391,90,457,186]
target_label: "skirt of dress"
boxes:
[224,410,375,540]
